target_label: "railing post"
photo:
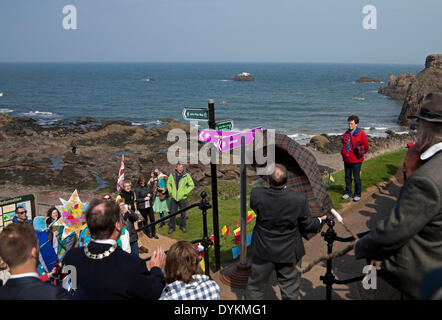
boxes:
[320,219,337,300]
[199,191,212,276]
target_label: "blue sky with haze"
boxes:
[1,0,441,64]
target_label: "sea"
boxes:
[0,62,422,145]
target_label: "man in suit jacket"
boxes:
[244,164,326,300]
[63,199,165,300]
[355,92,442,299]
[0,222,71,300]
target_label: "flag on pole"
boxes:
[246,214,253,224]
[221,225,227,235]
[225,227,230,238]
[116,154,125,192]
[209,234,214,243]
[235,220,239,227]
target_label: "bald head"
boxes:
[268,164,287,187]
[86,199,120,240]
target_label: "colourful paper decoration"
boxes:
[231,233,253,260]
[54,190,89,241]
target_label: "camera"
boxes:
[153,171,158,177]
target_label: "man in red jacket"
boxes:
[341,115,369,202]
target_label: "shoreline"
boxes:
[0,114,412,201]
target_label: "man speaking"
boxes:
[244,164,326,300]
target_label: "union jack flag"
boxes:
[116,154,125,192]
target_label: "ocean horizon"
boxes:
[0,62,422,144]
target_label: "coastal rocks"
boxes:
[397,54,442,125]
[0,114,255,191]
[425,54,442,69]
[307,131,417,155]
[231,72,255,81]
[355,77,382,83]
[307,135,340,154]
[378,73,415,100]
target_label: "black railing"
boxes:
[136,191,213,276]
[319,219,370,300]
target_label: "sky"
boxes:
[0,0,441,64]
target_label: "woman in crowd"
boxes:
[46,207,61,251]
[159,241,220,300]
[135,175,157,239]
[150,168,170,228]
[115,199,132,254]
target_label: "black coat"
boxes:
[124,210,139,243]
[63,241,165,300]
[250,186,322,263]
[119,189,136,210]
[0,277,71,300]
[135,185,153,210]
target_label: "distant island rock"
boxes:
[378,73,415,100]
[397,54,442,125]
[355,76,382,83]
[231,72,255,81]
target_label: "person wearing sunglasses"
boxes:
[12,206,32,224]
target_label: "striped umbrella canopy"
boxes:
[253,132,333,237]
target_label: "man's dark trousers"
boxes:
[169,199,187,231]
[344,162,362,197]
[244,256,302,300]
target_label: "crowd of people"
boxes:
[0,93,441,300]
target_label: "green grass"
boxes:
[158,148,407,269]
[326,148,406,210]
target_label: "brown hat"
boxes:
[417,93,442,123]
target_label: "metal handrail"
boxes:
[138,192,213,276]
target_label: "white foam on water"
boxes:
[288,133,314,145]
[374,127,387,130]
[0,108,14,113]
[21,111,56,117]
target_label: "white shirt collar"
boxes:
[94,239,117,246]
[420,142,442,160]
[9,272,39,280]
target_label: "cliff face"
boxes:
[398,54,442,125]
[378,73,415,100]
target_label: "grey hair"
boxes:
[415,120,442,154]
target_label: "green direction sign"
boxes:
[215,120,234,131]
[182,108,209,121]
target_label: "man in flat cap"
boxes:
[355,93,442,299]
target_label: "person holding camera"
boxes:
[150,168,170,229]
[135,174,157,239]
[341,115,369,202]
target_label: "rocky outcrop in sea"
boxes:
[355,77,382,83]
[397,54,442,125]
[378,73,416,100]
[231,72,255,81]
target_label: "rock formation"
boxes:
[0,115,254,192]
[231,72,255,81]
[378,73,415,100]
[397,54,442,125]
[307,131,416,155]
[355,77,382,83]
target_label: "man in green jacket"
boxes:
[167,163,195,234]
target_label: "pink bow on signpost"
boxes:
[198,126,263,153]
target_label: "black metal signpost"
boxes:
[208,99,221,271]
